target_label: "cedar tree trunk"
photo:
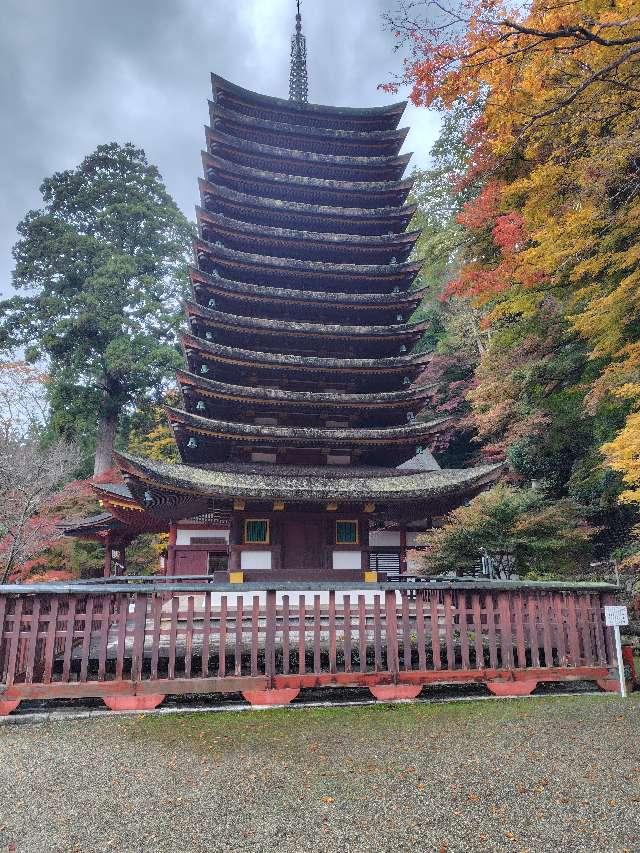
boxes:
[93,409,119,477]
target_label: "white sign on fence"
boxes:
[604,605,629,627]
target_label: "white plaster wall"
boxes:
[332,551,362,571]
[241,551,272,572]
[175,529,230,546]
[369,531,401,547]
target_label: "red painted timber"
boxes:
[0,699,20,716]
[596,677,622,694]
[2,676,268,701]
[103,694,166,711]
[369,684,422,701]
[242,688,300,706]
[487,680,537,697]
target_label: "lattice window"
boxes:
[336,520,358,545]
[244,519,270,544]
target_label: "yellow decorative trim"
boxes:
[233,498,246,511]
[273,500,285,511]
[364,571,378,583]
[229,571,244,584]
[104,499,145,513]
[363,502,376,513]
[244,518,270,544]
[326,502,338,512]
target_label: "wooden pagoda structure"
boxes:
[62,10,501,581]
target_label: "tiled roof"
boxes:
[194,238,422,279]
[182,333,430,372]
[116,452,504,504]
[196,207,420,250]
[185,301,426,339]
[206,127,412,169]
[177,370,434,407]
[211,74,407,119]
[199,179,417,224]
[210,103,410,145]
[203,151,414,195]
[189,267,427,307]
[166,406,450,446]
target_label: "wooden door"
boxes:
[174,549,208,576]
[283,520,323,579]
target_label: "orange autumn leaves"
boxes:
[393,0,640,497]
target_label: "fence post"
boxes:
[265,588,277,687]
[385,589,399,681]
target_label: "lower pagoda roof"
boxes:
[190,267,427,311]
[58,512,125,538]
[185,301,426,342]
[166,407,450,448]
[182,333,430,375]
[200,180,416,235]
[116,452,504,505]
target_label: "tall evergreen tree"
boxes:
[0,143,193,475]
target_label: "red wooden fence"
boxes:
[0,580,620,714]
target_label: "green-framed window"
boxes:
[244,519,270,544]
[336,520,358,545]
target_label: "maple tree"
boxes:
[390,0,640,560]
[417,485,593,578]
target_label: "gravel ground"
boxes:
[1,694,639,853]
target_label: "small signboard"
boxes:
[604,605,629,627]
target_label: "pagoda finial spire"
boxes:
[289,0,308,104]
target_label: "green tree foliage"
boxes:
[418,485,593,579]
[0,142,193,476]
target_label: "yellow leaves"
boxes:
[602,411,640,504]
[320,795,335,804]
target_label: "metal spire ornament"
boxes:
[289,0,308,103]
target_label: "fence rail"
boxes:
[0,581,619,714]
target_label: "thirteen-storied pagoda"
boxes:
[63,6,501,581]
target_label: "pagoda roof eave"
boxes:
[167,406,452,446]
[209,102,410,145]
[206,126,412,170]
[116,452,505,505]
[182,333,430,372]
[185,301,428,339]
[177,370,435,408]
[199,179,417,223]
[195,207,420,250]
[211,74,407,120]
[194,237,423,280]
[189,267,428,308]
[57,512,124,537]
[202,152,414,195]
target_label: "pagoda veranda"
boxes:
[63,13,501,581]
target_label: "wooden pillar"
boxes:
[228,515,242,574]
[166,522,178,576]
[400,525,407,575]
[103,534,112,578]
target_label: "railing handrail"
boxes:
[0,578,620,596]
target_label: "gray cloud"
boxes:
[0,0,439,299]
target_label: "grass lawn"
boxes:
[1,694,639,852]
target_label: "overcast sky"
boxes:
[0,0,439,299]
